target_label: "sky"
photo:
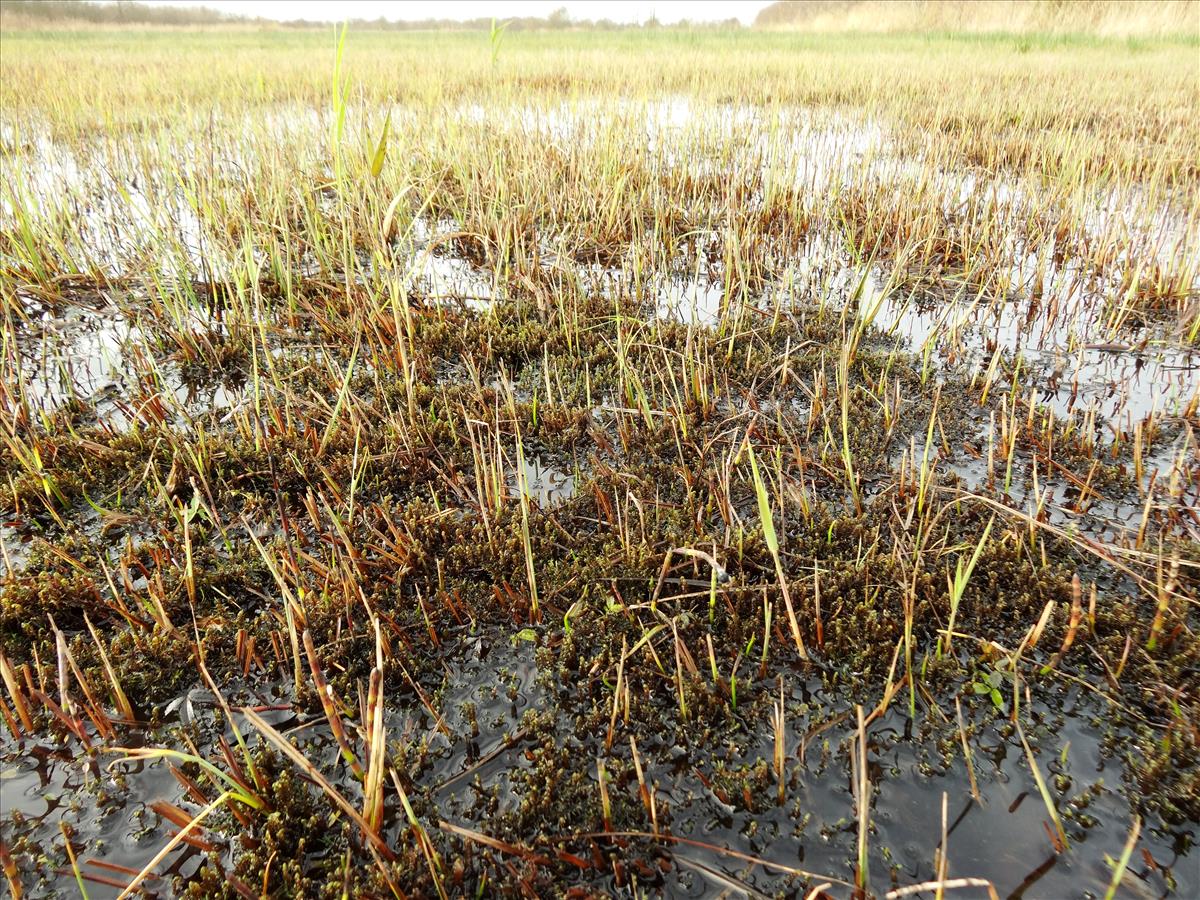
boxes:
[139,1,773,26]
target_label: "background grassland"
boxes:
[755,0,1200,37]
[2,27,1196,187]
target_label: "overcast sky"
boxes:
[140,1,774,25]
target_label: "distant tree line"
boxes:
[1,0,241,26]
[0,1,743,30]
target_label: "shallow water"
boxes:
[8,290,248,429]
[512,454,577,508]
[874,285,1199,429]
[2,640,1192,898]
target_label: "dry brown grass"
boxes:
[756,0,1199,36]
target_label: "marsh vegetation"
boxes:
[1,16,1198,899]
